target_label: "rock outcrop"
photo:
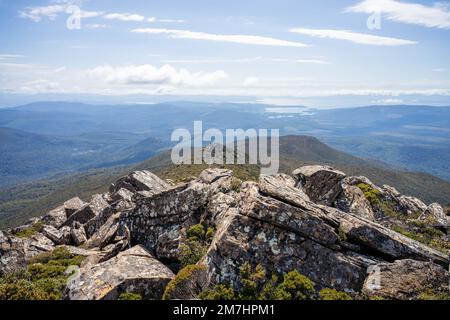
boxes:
[1,166,448,300]
[64,245,174,300]
[363,259,449,300]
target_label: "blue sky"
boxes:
[0,0,449,107]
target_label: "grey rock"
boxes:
[84,200,134,238]
[63,194,110,227]
[42,197,87,228]
[64,245,174,300]
[41,225,70,245]
[363,259,449,300]
[293,165,346,206]
[71,226,87,246]
[335,179,374,220]
[110,171,170,195]
[85,213,121,249]
[419,203,448,229]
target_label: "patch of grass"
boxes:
[118,292,142,300]
[392,225,450,254]
[0,247,84,300]
[14,222,43,238]
[357,183,381,206]
[319,288,352,300]
[419,289,450,300]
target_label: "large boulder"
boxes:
[201,176,448,294]
[334,178,374,220]
[363,259,449,300]
[110,171,170,195]
[70,225,87,246]
[63,194,110,227]
[293,165,346,206]
[0,231,56,274]
[41,225,71,245]
[41,197,87,228]
[419,203,448,230]
[63,245,174,300]
[84,200,134,238]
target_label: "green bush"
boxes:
[392,225,450,254]
[206,227,216,241]
[418,288,450,300]
[0,247,85,300]
[118,292,142,300]
[163,265,206,300]
[15,222,43,238]
[179,240,207,269]
[357,183,381,206]
[319,288,352,300]
[239,263,266,300]
[186,224,206,241]
[199,264,318,301]
[198,284,236,300]
[274,270,315,300]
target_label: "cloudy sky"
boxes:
[0,0,450,107]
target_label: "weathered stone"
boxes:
[41,225,70,245]
[110,171,170,195]
[259,174,310,205]
[84,200,134,238]
[85,213,121,249]
[63,195,110,227]
[381,185,427,216]
[110,188,134,203]
[335,179,374,220]
[336,209,448,266]
[71,226,87,246]
[204,211,371,292]
[363,259,449,300]
[419,203,448,229]
[42,197,86,228]
[0,231,26,274]
[240,182,340,247]
[293,165,346,206]
[63,245,174,300]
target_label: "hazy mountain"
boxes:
[1,101,449,185]
[1,135,449,229]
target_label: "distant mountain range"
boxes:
[1,135,449,229]
[0,101,449,186]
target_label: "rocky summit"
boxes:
[0,166,448,300]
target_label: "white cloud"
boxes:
[347,0,450,29]
[0,54,25,60]
[85,24,110,29]
[19,5,66,22]
[19,5,102,22]
[20,79,60,94]
[295,59,329,64]
[373,98,405,104]
[290,28,416,46]
[104,13,145,22]
[148,17,186,23]
[162,57,264,63]
[243,77,260,86]
[131,28,310,47]
[88,64,228,87]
